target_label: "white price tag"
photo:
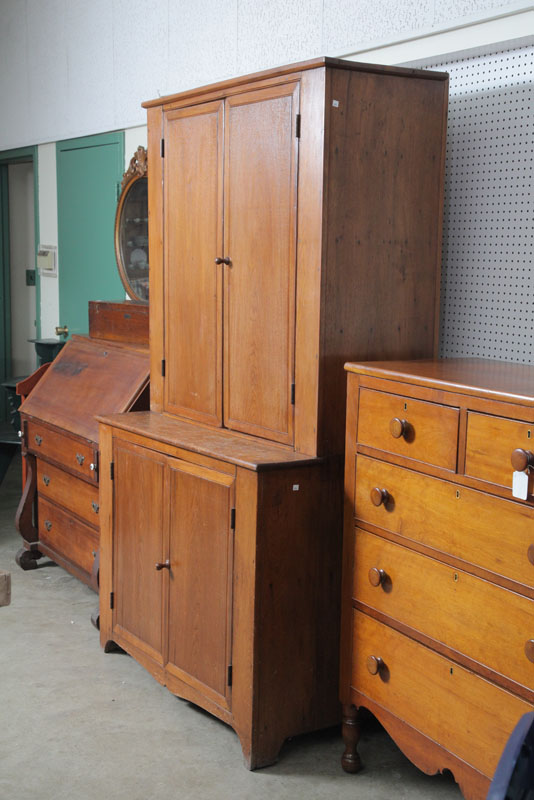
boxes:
[512,470,529,500]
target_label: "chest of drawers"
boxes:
[340,358,534,800]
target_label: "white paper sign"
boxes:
[512,470,529,500]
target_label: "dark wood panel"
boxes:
[88,300,149,345]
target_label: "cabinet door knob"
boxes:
[511,448,534,472]
[366,655,384,675]
[155,559,171,571]
[368,567,387,587]
[389,418,407,439]
[214,257,231,266]
[370,487,389,507]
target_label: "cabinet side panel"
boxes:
[148,106,164,411]
[318,69,448,456]
[251,459,343,766]
[163,102,224,426]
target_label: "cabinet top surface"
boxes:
[97,411,321,471]
[345,358,534,405]
[142,56,448,109]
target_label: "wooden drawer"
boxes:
[351,611,532,779]
[465,412,534,493]
[357,388,459,471]
[353,528,534,692]
[25,419,97,483]
[36,460,99,527]
[38,496,99,578]
[355,455,534,590]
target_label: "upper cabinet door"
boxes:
[223,83,300,445]
[163,101,224,426]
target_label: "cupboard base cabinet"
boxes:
[98,412,343,769]
[340,359,534,800]
[15,335,149,588]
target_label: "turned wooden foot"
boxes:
[341,704,362,773]
[15,546,43,571]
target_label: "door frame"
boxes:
[0,146,39,419]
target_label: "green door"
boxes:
[56,132,124,337]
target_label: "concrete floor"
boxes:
[0,453,462,800]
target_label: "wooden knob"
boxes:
[525,640,534,663]
[389,418,407,439]
[215,257,231,265]
[511,448,534,472]
[528,545,534,566]
[366,655,383,675]
[155,559,171,571]
[370,487,389,507]
[368,567,387,587]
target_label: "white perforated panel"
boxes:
[425,45,534,363]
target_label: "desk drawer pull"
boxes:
[370,487,389,507]
[42,475,50,487]
[511,448,534,472]
[92,501,99,514]
[76,453,85,466]
[368,567,387,587]
[44,520,52,531]
[366,655,384,675]
[35,434,42,446]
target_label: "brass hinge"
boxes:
[227,665,233,687]
[161,138,165,158]
[161,359,166,377]
[296,114,301,138]
[110,592,114,610]
[291,383,295,405]
[230,508,236,530]
[110,461,114,480]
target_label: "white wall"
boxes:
[1,0,532,150]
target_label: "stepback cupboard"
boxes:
[97,57,449,769]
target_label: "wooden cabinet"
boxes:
[15,334,149,588]
[147,57,449,456]
[340,358,534,800]
[98,414,340,768]
[99,57,449,769]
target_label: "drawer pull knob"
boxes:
[43,475,50,486]
[366,655,384,675]
[511,448,534,472]
[528,545,534,566]
[89,463,96,472]
[370,487,389,507]
[44,520,52,531]
[389,418,407,439]
[525,640,534,663]
[76,453,85,466]
[368,567,387,587]
[92,501,99,514]
[155,560,171,571]
[34,434,42,446]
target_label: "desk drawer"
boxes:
[465,412,534,493]
[353,529,534,691]
[351,611,532,779]
[37,461,99,526]
[38,497,99,577]
[25,419,97,483]
[355,455,534,589]
[357,389,459,471]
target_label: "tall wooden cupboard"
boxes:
[98,57,449,769]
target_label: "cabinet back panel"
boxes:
[223,83,299,445]
[163,101,224,426]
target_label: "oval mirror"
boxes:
[114,146,149,303]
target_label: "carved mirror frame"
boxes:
[114,145,149,304]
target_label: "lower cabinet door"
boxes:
[165,458,235,710]
[112,439,167,665]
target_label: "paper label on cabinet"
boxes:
[512,470,529,500]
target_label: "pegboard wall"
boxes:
[425,45,534,363]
